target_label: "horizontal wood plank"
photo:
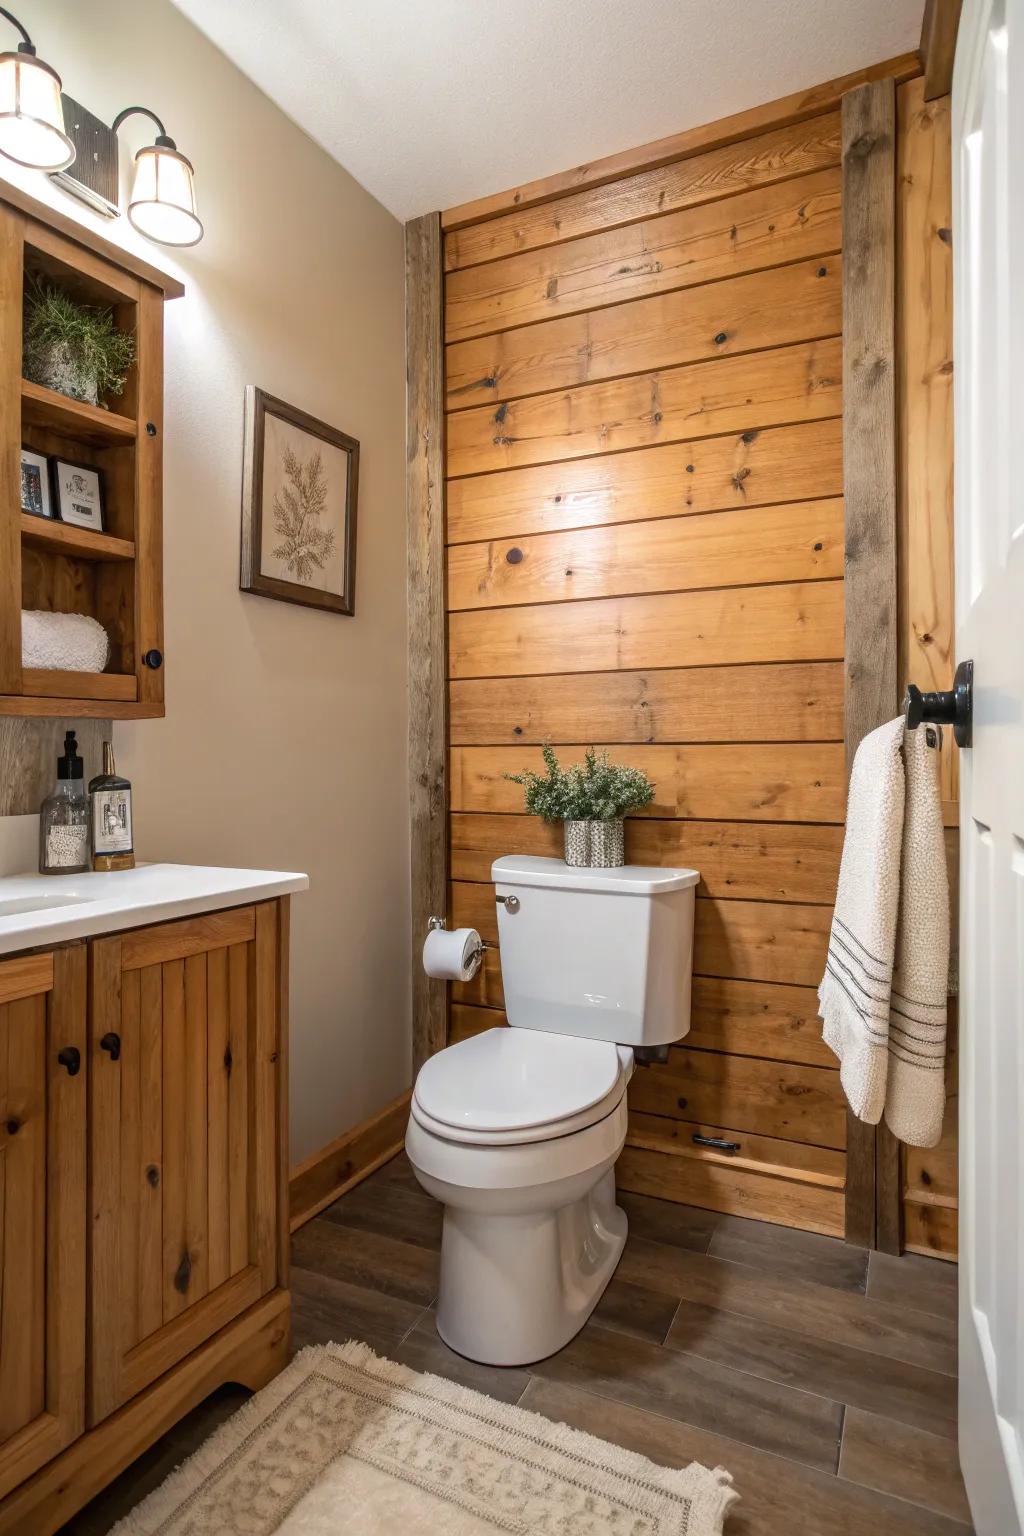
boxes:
[447,330,841,445]
[0,951,53,1005]
[450,579,843,678]
[629,1044,844,1147]
[689,977,836,1068]
[447,499,843,611]
[451,743,845,822]
[444,114,841,268]
[695,896,831,987]
[450,811,843,904]
[616,1140,845,1237]
[447,417,843,545]
[450,661,843,745]
[627,1109,846,1187]
[901,1202,958,1261]
[445,183,840,341]
[120,908,256,971]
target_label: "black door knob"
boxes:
[57,1046,81,1077]
[142,648,163,670]
[100,1031,121,1062]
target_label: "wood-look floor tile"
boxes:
[520,1378,973,1536]
[591,1275,682,1344]
[397,1313,532,1404]
[840,1406,972,1524]
[530,1318,844,1473]
[617,1189,718,1253]
[617,1238,957,1373]
[708,1210,869,1292]
[291,1216,438,1305]
[290,1264,427,1355]
[868,1250,959,1324]
[665,1299,958,1440]
[321,1178,443,1252]
[57,1437,193,1535]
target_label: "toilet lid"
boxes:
[414,1028,624,1135]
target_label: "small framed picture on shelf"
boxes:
[51,456,104,532]
[20,447,53,519]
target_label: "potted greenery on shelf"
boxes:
[23,278,135,407]
[506,745,655,868]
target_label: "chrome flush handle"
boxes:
[495,894,520,913]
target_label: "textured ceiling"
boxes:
[170,0,923,221]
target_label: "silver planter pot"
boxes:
[564,819,625,868]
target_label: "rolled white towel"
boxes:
[22,610,109,673]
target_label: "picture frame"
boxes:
[240,386,359,616]
[51,456,105,531]
[20,447,54,519]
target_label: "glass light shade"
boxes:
[126,143,203,247]
[0,51,74,171]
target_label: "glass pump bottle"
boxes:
[39,729,90,874]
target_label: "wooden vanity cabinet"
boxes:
[88,904,284,1423]
[0,898,290,1535]
[0,948,86,1504]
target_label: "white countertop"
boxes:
[0,863,309,956]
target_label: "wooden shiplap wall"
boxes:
[442,112,850,1237]
[896,76,958,1260]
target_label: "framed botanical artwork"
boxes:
[51,456,105,531]
[240,386,359,616]
[20,447,53,519]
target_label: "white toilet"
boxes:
[406,854,698,1366]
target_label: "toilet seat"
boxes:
[412,1027,631,1146]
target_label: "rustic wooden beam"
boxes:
[841,78,899,1252]
[442,53,920,230]
[919,0,963,100]
[405,212,449,1075]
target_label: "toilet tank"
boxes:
[492,855,699,1047]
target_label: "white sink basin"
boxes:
[0,892,89,917]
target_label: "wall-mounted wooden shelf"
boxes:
[20,513,135,562]
[1,183,182,719]
[21,378,137,446]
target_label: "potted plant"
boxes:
[506,745,655,868]
[23,278,135,407]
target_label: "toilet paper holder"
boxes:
[427,915,493,967]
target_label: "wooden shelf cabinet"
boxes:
[1,184,183,720]
[0,899,290,1534]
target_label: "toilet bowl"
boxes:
[407,855,698,1367]
[407,1026,633,1365]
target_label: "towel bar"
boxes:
[904,658,973,748]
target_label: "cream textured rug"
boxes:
[112,1340,737,1534]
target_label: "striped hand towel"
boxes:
[818,718,949,1147]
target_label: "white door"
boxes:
[954,1,1024,1530]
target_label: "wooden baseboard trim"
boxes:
[289,1089,412,1233]
[0,1290,290,1536]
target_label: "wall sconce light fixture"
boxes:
[0,6,75,172]
[112,107,203,247]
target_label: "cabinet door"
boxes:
[0,947,86,1501]
[88,903,282,1425]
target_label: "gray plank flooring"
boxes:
[61,1153,972,1534]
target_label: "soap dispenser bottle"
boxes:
[89,740,135,871]
[39,730,90,875]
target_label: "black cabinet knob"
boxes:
[100,1032,121,1062]
[57,1046,81,1077]
[142,648,163,670]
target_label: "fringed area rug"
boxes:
[112,1340,737,1534]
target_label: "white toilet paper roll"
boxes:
[423,926,482,982]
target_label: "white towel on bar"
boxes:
[818,718,949,1148]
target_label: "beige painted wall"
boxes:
[0,0,411,1162]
